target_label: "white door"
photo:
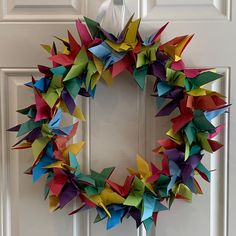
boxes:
[0,1,235,236]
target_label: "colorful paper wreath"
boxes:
[8,16,229,233]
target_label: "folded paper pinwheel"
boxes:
[8,15,229,233]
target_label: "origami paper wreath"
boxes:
[9,16,229,233]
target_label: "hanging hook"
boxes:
[113,0,123,5]
[96,0,131,35]
[96,0,125,23]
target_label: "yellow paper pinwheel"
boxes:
[84,187,125,217]
[161,35,193,61]
[127,155,155,194]
[106,18,141,52]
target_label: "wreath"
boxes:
[8,16,229,233]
